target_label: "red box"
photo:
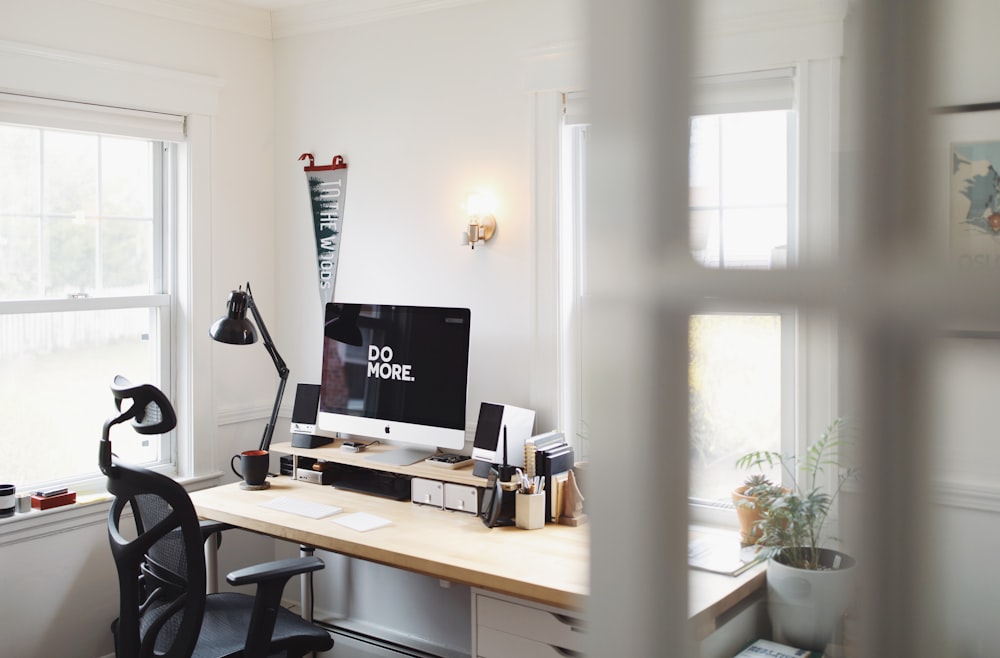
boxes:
[31,491,76,510]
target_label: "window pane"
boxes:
[690,109,790,269]
[0,125,40,214]
[0,309,159,487]
[720,207,787,268]
[0,216,39,299]
[0,127,158,301]
[689,314,782,502]
[44,131,99,217]
[102,217,153,291]
[101,137,153,218]
[47,215,96,295]
[719,112,788,207]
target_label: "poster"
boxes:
[951,140,1000,266]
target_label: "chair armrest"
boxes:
[226,555,326,587]
[199,520,233,545]
[225,556,327,658]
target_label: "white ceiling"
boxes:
[95,0,487,39]
[222,0,319,9]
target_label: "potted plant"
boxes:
[736,418,859,652]
[732,473,783,547]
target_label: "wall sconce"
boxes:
[464,192,497,249]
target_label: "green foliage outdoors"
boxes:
[736,418,859,570]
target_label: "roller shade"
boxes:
[563,91,589,126]
[693,67,795,115]
[0,92,186,141]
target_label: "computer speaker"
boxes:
[290,383,334,448]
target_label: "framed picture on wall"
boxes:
[950,139,1000,266]
[932,102,1000,267]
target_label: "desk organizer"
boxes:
[31,491,76,510]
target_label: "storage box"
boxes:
[30,491,76,510]
[444,482,479,514]
[411,478,444,508]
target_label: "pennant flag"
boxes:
[300,153,349,307]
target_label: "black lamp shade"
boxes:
[209,290,258,345]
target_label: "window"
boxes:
[558,71,800,508]
[559,94,588,459]
[0,96,182,492]
[688,107,795,503]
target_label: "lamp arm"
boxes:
[245,285,289,452]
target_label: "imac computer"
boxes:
[317,303,471,465]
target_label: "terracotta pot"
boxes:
[732,485,764,546]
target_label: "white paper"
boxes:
[259,496,342,519]
[331,511,392,532]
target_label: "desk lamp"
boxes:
[209,282,288,452]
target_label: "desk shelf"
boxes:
[269,441,483,488]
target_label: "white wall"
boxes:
[921,1,1000,654]
[272,0,581,423]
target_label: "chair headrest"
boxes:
[110,375,177,435]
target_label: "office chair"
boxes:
[100,375,335,658]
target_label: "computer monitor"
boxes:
[317,303,471,465]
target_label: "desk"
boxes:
[190,443,764,641]
[191,476,588,610]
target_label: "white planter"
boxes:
[767,548,857,652]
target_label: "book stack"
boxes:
[733,639,823,658]
[524,431,574,522]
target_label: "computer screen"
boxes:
[317,303,471,462]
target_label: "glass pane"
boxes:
[720,207,788,268]
[719,111,788,207]
[0,309,160,487]
[101,137,153,218]
[689,314,782,502]
[44,131,99,217]
[1,128,159,300]
[0,216,39,299]
[690,109,790,270]
[690,208,720,267]
[47,216,97,296]
[101,217,152,291]
[0,124,40,214]
[690,115,720,207]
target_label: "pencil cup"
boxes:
[515,492,545,530]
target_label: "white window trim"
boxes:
[0,41,220,516]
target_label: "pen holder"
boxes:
[515,492,545,530]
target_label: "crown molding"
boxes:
[89,0,273,39]
[699,0,848,37]
[269,0,490,39]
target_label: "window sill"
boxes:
[0,471,223,548]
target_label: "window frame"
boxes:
[0,42,220,521]
[0,115,180,493]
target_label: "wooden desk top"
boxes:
[191,476,765,637]
[191,477,589,610]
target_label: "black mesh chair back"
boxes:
[103,376,207,657]
[101,376,334,658]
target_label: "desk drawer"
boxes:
[475,593,585,652]
[477,626,584,658]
